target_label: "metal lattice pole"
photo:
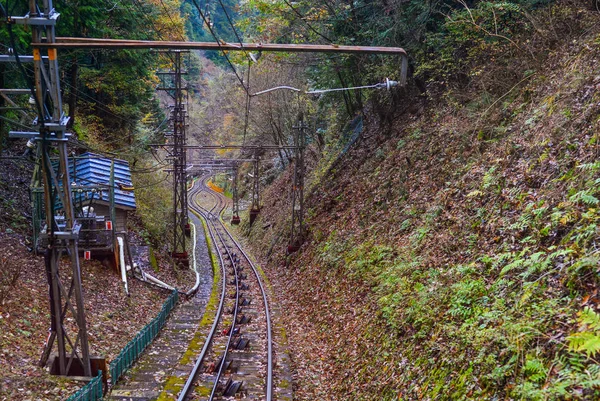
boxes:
[250,153,260,224]
[7,0,92,376]
[172,51,188,260]
[288,114,306,254]
[158,51,188,263]
[231,164,240,224]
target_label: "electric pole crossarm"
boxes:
[0,55,48,62]
[152,145,299,150]
[9,12,59,25]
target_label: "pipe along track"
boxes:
[178,177,273,400]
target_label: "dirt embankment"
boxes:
[0,148,175,400]
[244,5,600,401]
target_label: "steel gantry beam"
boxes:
[158,51,190,265]
[7,0,92,377]
[35,38,408,86]
[38,38,406,53]
[188,158,257,164]
[38,35,408,257]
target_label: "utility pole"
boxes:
[7,0,92,376]
[231,163,241,225]
[158,51,189,265]
[249,152,260,224]
[288,114,306,254]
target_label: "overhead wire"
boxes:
[215,0,246,55]
[280,0,333,43]
[15,3,179,158]
[15,2,179,127]
[212,0,255,146]
[188,0,250,96]
[127,0,178,65]
[251,79,398,96]
[3,2,173,202]
[19,61,135,126]
[155,0,187,42]
[66,114,172,158]
[23,64,173,158]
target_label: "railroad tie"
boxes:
[236,315,251,325]
[233,337,250,350]
[222,377,243,397]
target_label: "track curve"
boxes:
[178,176,273,401]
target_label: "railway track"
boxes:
[178,176,273,401]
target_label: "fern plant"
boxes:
[523,356,547,383]
[577,162,600,173]
[569,190,600,207]
[568,307,600,357]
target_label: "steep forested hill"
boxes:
[2,0,600,400]
[237,1,600,399]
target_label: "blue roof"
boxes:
[69,153,136,210]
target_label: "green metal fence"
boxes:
[67,370,103,401]
[110,290,179,385]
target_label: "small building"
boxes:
[32,153,136,255]
[70,153,136,232]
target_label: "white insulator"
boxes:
[386,78,399,90]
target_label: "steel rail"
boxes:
[177,181,228,400]
[199,177,274,401]
[217,207,274,401]
[204,202,241,401]
[193,176,222,217]
[181,177,246,401]
[193,177,245,401]
[178,176,273,400]
[35,38,407,56]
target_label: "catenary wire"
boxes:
[188,0,250,96]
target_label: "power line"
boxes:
[156,0,187,42]
[213,0,254,146]
[281,0,333,43]
[251,78,399,97]
[188,0,250,95]
[216,0,246,55]
[22,63,135,125]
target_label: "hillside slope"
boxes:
[243,5,600,400]
[0,146,174,400]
